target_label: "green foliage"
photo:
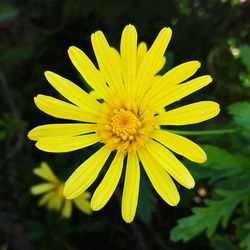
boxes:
[228,102,250,130]
[188,145,248,184]
[170,101,250,248]
[210,235,238,250]
[170,188,250,242]
[240,223,250,250]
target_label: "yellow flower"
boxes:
[28,24,220,223]
[30,162,92,218]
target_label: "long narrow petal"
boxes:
[34,94,98,123]
[151,130,207,163]
[64,146,111,199]
[121,151,140,223]
[38,191,55,206]
[91,31,124,93]
[91,151,124,211]
[135,27,172,99]
[150,75,212,111]
[47,186,64,210]
[137,42,147,67]
[120,24,137,96]
[68,46,110,100]
[31,183,55,195]
[28,123,96,141]
[138,147,180,205]
[146,139,195,189]
[62,199,73,218]
[35,133,100,153]
[154,101,220,126]
[33,162,59,182]
[144,61,201,104]
[73,193,92,214]
[110,47,121,73]
[44,71,101,114]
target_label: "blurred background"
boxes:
[0,0,250,249]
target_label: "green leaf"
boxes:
[228,102,250,130]
[240,223,250,250]
[187,145,247,183]
[170,188,250,242]
[239,45,250,71]
[210,235,238,250]
[137,174,157,223]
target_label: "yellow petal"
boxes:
[28,123,96,141]
[151,130,207,163]
[150,75,212,111]
[33,162,59,182]
[121,151,140,223]
[110,47,121,73]
[144,61,201,104]
[38,191,55,206]
[44,71,101,114]
[62,200,72,218]
[73,194,92,215]
[31,183,55,195]
[155,56,166,74]
[135,27,172,99]
[34,94,98,123]
[138,147,180,205]
[35,133,100,153]
[120,24,137,97]
[146,139,195,189]
[91,151,124,211]
[137,43,165,75]
[137,42,147,67]
[91,31,124,93]
[68,46,110,100]
[154,101,220,126]
[47,184,64,210]
[64,146,111,199]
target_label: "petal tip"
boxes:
[27,130,34,140]
[122,215,134,224]
[90,200,99,211]
[186,178,195,189]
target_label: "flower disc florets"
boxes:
[97,99,154,152]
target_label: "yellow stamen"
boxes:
[97,99,154,152]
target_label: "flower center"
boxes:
[97,100,154,152]
[111,109,141,141]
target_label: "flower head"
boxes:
[28,24,220,223]
[31,162,92,218]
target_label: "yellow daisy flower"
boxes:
[31,162,92,218]
[28,24,220,223]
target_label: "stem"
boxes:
[166,128,237,136]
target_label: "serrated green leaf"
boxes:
[170,187,250,242]
[187,145,247,183]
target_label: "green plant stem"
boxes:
[166,129,237,136]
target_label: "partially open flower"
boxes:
[31,162,92,218]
